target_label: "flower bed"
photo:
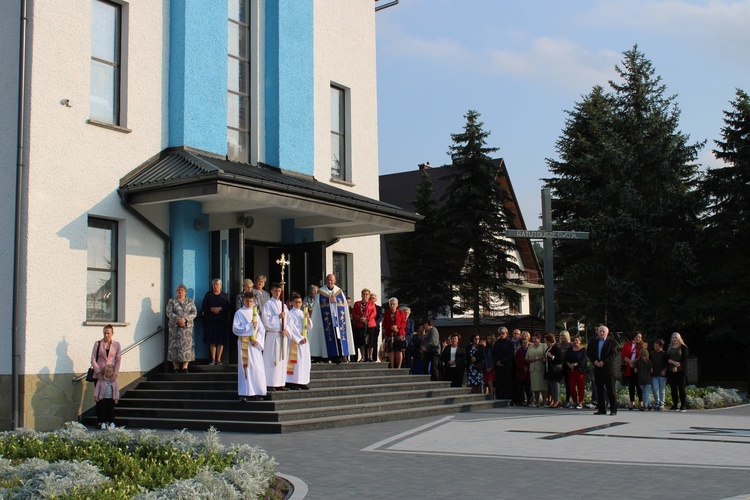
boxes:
[613,384,742,409]
[0,422,284,499]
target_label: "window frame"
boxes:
[227,0,251,163]
[89,0,127,127]
[330,84,351,182]
[86,217,119,323]
[332,252,352,299]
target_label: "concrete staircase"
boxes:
[81,363,507,433]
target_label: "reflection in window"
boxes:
[330,85,347,180]
[90,0,121,124]
[87,217,118,321]
[228,0,250,162]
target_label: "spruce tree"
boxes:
[386,169,453,321]
[698,89,750,339]
[440,110,522,333]
[545,86,617,325]
[544,46,703,333]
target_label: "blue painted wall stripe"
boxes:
[169,0,227,155]
[265,0,314,174]
[170,201,210,358]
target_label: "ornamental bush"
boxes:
[0,422,279,499]
[610,383,741,409]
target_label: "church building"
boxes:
[0,0,415,430]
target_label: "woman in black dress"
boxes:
[667,332,689,412]
[202,278,231,365]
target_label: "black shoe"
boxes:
[277,386,290,391]
[267,387,276,392]
[594,411,607,415]
[180,368,189,373]
[610,411,618,415]
[289,384,301,390]
[299,385,310,390]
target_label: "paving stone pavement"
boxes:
[209,403,750,499]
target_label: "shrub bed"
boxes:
[0,422,283,499]
[611,384,743,409]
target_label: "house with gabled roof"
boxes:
[379,159,543,319]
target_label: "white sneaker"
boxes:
[100,423,107,430]
[109,423,116,429]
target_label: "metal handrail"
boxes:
[72,326,163,383]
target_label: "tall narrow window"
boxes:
[331,85,347,180]
[90,0,121,125]
[228,0,250,162]
[332,252,350,297]
[87,218,118,321]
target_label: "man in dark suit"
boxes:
[492,327,515,400]
[587,324,618,415]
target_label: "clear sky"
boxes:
[375,0,750,228]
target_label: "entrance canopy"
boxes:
[118,147,419,239]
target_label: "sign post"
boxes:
[506,188,589,334]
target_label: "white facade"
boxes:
[314,0,382,300]
[0,0,410,430]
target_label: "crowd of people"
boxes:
[91,275,693,428]
[398,324,691,414]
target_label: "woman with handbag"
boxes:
[544,333,563,408]
[90,324,121,385]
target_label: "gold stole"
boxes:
[286,307,309,375]
[241,306,258,376]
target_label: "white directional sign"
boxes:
[506,229,589,240]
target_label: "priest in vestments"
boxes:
[286,292,312,389]
[308,273,354,361]
[232,293,266,401]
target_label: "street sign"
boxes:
[505,229,589,240]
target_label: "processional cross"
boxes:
[276,253,290,361]
[505,188,589,334]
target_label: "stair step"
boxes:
[82,400,508,434]
[109,394,491,422]
[119,387,474,411]
[123,381,452,400]
[80,364,508,433]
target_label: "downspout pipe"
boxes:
[117,191,172,371]
[12,0,29,431]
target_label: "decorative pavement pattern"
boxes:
[219,403,750,499]
[364,411,750,470]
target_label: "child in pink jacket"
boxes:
[94,364,119,429]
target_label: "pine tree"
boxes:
[386,170,453,321]
[440,110,522,333]
[544,46,703,333]
[698,88,750,339]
